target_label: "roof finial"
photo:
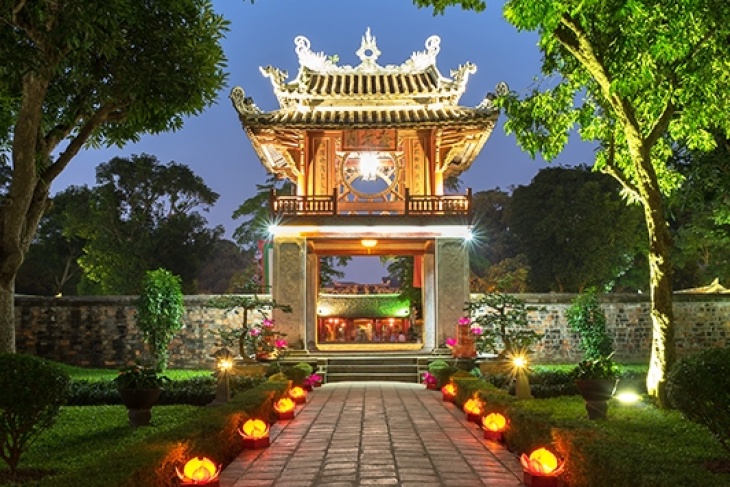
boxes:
[356,28,381,70]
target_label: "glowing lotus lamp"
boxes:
[520,447,564,487]
[463,397,483,423]
[482,412,507,441]
[239,419,270,449]
[176,456,221,486]
[441,382,457,402]
[289,386,308,404]
[274,397,296,420]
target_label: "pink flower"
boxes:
[309,373,322,384]
[249,327,261,337]
[458,316,471,326]
[262,319,274,328]
[470,326,483,335]
[275,339,287,348]
[445,337,457,348]
[422,372,437,385]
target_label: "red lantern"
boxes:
[289,386,307,404]
[176,456,221,486]
[239,419,270,449]
[481,412,507,441]
[441,383,457,402]
[274,397,296,420]
[520,447,564,487]
[463,398,483,423]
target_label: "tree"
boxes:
[417,0,730,406]
[72,155,222,295]
[668,133,730,288]
[0,1,228,352]
[510,166,646,292]
[15,187,90,295]
[196,240,253,294]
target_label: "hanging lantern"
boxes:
[175,456,221,486]
[239,419,270,449]
[274,397,296,420]
[289,386,308,404]
[520,447,564,487]
[481,412,507,441]
[441,383,457,402]
[463,397,483,423]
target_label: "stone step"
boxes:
[326,372,421,383]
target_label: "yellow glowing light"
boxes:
[512,355,527,369]
[360,239,378,248]
[442,383,457,397]
[359,152,379,181]
[482,413,507,432]
[289,386,307,399]
[217,359,233,372]
[240,419,270,440]
[176,456,221,484]
[520,447,564,476]
[616,392,641,404]
[463,398,483,415]
[274,397,296,414]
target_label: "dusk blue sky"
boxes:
[53,0,596,282]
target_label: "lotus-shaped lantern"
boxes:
[176,456,221,485]
[520,447,564,487]
[441,382,457,402]
[463,397,483,423]
[289,386,307,404]
[482,412,507,441]
[274,397,296,420]
[239,418,270,449]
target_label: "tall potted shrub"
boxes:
[566,287,619,419]
[136,268,185,371]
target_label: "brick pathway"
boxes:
[220,382,524,487]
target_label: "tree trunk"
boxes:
[0,279,15,353]
[642,184,676,408]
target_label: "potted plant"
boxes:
[567,288,620,419]
[113,364,169,427]
[572,355,620,419]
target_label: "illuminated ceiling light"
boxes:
[464,231,474,242]
[359,152,379,181]
[360,239,378,248]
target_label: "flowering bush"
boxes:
[422,372,437,386]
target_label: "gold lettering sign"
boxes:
[343,129,397,151]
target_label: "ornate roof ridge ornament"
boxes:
[293,29,442,74]
[230,86,262,117]
[476,82,510,112]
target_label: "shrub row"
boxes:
[40,380,290,487]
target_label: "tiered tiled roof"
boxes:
[231,29,504,129]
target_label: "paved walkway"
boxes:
[220,382,524,487]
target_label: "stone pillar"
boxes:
[423,253,436,350]
[435,238,469,346]
[272,237,307,347]
[305,252,319,350]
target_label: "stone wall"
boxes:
[14,293,730,369]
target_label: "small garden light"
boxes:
[463,397,484,423]
[176,456,221,486]
[289,386,307,404]
[482,412,507,441]
[520,447,564,487]
[210,347,235,404]
[511,353,533,400]
[441,382,457,402]
[274,397,296,420]
[239,419,270,449]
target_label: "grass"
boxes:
[57,363,212,382]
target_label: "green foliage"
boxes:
[73,155,222,295]
[284,362,315,386]
[112,365,170,390]
[207,295,291,359]
[428,359,457,388]
[510,166,648,292]
[571,356,621,381]
[467,292,542,357]
[667,346,730,454]
[136,269,185,371]
[566,287,614,360]
[0,354,71,478]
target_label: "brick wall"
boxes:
[14,293,730,368]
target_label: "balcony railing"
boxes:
[270,188,471,217]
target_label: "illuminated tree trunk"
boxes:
[642,190,676,408]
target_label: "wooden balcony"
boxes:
[270,188,472,219]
